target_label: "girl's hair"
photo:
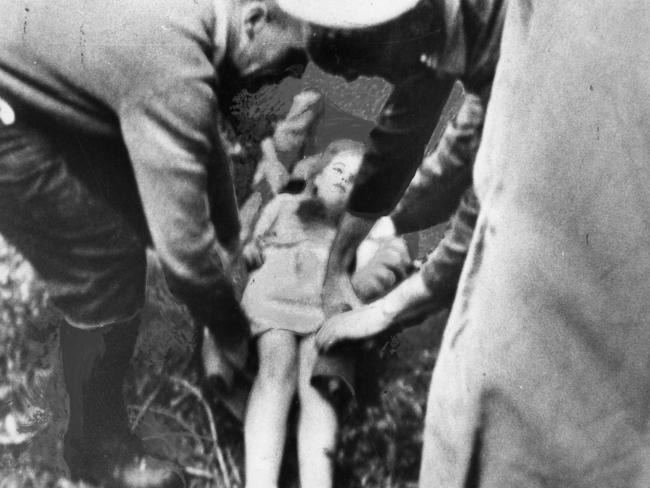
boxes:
[307,139,365,180]
[295,139,365,223]
[284,139,365,194]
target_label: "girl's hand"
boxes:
[316,301,393,353]
[243,240,264,270]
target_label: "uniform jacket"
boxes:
[0,0,238,319]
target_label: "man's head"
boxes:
[277,0,443,84]
[227,0,309,91]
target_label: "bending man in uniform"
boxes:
[0,1,307,486]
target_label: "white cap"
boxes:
[277,0,420,29]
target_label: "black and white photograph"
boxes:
[0,0,648,487]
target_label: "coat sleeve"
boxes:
[119,75,237,322]
[419,186,479,303]
[346,73,455,218]
[390,93,485,234]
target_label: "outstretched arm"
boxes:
[120,79,232,322]
[119,64,249,361]
[323,74,455,317]
[391,93,485,234]
[316,271,438,351]
[322,213,377,316]
[317,187,480,350]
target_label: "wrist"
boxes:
[368,216,397,240]
[381,273,431,317]
[377,296,400,323]
[389,215,406,237]
[387,216,397,236]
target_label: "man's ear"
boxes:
[242,2,268,39]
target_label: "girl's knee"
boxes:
[256,331,299,385]
[258,358,298,386]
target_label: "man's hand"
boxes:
[216,234,243,276]
[316,301,393,353]
[205,279,250,371]
[215,237,248,299]
[322,212,377,317]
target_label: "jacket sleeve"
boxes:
[419,186,480,304]
[391,93,485,234]
[346,73,455,218]
[119,75,238,322]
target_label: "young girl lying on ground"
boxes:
[241,139,409,488]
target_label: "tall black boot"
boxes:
[60,317,185,488]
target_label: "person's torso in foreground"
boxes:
[422,1,650,486]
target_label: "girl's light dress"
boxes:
[241,194,336,337]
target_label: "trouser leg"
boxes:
[60,316,139,454]
[0,104,183,487]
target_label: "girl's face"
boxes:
[313,151,362,211]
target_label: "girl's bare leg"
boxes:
[245,329,298,488]
[297,334,338,488]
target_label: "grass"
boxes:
[0,236,440,487]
